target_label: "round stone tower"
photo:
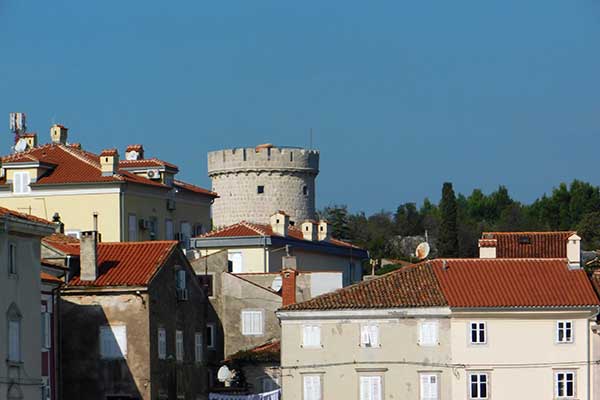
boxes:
[207,144,319,227]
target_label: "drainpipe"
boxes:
[588,307,599,400]
[119,186,125,241]
[263,235,268,273]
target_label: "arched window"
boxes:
[6,303,22,362]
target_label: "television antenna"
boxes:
[9,112,27,145]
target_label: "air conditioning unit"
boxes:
[147,169,161,180]
[139,219,149,230]
[167,199,176,211]
[176,288,188,301]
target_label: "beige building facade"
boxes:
[0,208,55,400]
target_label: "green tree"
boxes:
[438,182,459,257]
[318,205,351,239]
[394,202,423,236]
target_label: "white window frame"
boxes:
[12,171,31,194]
[469,321,487,345]
[128,214,138,241]
[195,332,203,363]
[158,328,167,360]
[176,330,184,361]
[360,323,380,348]
[228,250,244,274]
[359,375,382,400]
[419,320,439,347]
[99,325,127,359]
[556,321,573,344]
[420,373,438,400]
[555,370,575,398]
[207,323,216,349]
[469,372,489,399]
[241,309,264,336]
[303,374,322,400]
[302,325,321,348]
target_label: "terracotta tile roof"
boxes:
[0,206,53,225]
[100,148,118,156]
[198,221,361,250]
[119,158,179,171]
[41,271,63,284]
[481,231,576,258]
[43,233,80,255]
[227,340,280,363]
[282,258,600,311]
[66,241,177,287]
[174,180,218,197]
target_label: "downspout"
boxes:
[119,186,125,241]
[263,235,268,273]
[588,307,599,400]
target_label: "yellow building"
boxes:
[0,124,217,243]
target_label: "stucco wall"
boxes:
[280,313,452,400]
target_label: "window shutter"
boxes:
[371,376,382,400]
[113,326,127,357]
[361,326,371,346]
[369,325,379,347]
[360,376,370,400]
[195,333,203,362]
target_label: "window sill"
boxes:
[301,345,323,349]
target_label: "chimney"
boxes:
[125,144,144,161]
[478,238,497,259]
[100,149,119,176]
[317,220,331,241]
[270,211,290,236]
[50,124,68,145]
[281,265,298,307]
[301,220,317,241]
[22,133,37,149]
[567,233,581,269]
[80,230,99,281]
[52,212,64,234]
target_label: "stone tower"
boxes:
[208,144,319,227]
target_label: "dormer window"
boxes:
[13,171,31,194]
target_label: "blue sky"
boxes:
[1,1,599,214]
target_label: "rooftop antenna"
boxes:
[9,112,27,145]
[309,128,313,150]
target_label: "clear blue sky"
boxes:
[1,1,599,214]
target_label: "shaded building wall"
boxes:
[60,292,149,400]
[148,250,209,400]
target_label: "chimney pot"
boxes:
[100,149,120,176]
[317,220,331,241]
[567,234,581,268]
[301,220,317,241]
[281,266,298,307]
[478,238,497,259]
[125,144,144,160]
[270,211,290,236]
[80,230,98,281]
[50,124,68,145]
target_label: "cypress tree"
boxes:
[438,182,459,257]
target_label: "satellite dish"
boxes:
[415,242,431,260]
[14,138,27,152]
[217,365,232,382]
[126,151,139,160]
[271,276,283,292]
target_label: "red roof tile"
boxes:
[199,221,360,249]
[227,340,280,363]
[481,231,576,258]
[174,180,218,197]
[41,271,63,284]
[282,258,600,311]
[100,148,118,156]
[119,158,179,171]
[0,206,53,225]
[66,241,177,287]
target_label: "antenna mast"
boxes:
[9,112,27,145]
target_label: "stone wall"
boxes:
[207,146,319,227]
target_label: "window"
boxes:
[360,324,379,347]
[149,217,158,239]
[198,275,214,297]
[420,374,438,400]
[228,251,243,274]
[469,373,488,399]
[41,311,51,349]
[99,325,127,359]
[12,171,31,194]
[359,376,382,400]
[41,377,51,400]
[195,332,203,362]
[180,222,192,247]
[555,371,575,398]
[419,321,439,346]
[302,325,321,348]
[257,185,265,194]
[158,328,166,360]
[8,319,21,362]
[557,321,573,343]
[303,375,321,400]
[176,269,187,290]
[206,323,216,349]
[241,310,264,335]
[470,322,486,344]
[128,214,137,241]
[176,330,184,361]
[65,229,81,239]
[303,185,308,196]
[165,219,174,240]
[8,243,16,275]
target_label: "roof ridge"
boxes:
[1,143,55,162]
[483,231,576,235]
[60,144,102,169]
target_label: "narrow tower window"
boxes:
[257,185,265,194]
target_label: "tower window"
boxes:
[303,186,308,196]
[257,185,265,194]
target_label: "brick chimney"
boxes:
[50,124,68,145]
[270,211,290,236]
[281,265,298,307]
[125,144,144,160]
[478,238,497,259]
[317,220,331,241]
[301,220,317,241]
[100,149,119,176]
[80,230,99,281]
[567,233,581,269]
